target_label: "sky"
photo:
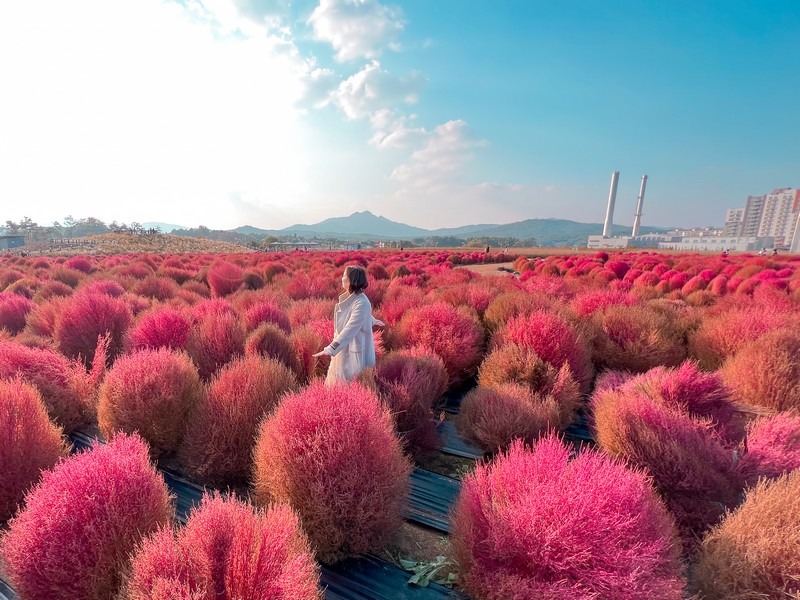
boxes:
[1,0,798,231]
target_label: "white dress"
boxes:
[324,291,377,384]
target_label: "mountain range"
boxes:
[148,211,670,248]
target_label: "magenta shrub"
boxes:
[185,310,245,380]
[0,379,68,522]
[252,381,412,563]
[0,341,96,432]
[394,302,485,387]
[0,293,34,334]
[54,291,132,367]
[494,310,593,393]
[125,494,321,600]
[1,433,173,599]
[179,356,297,485]
[126,306,192,352]
[372,349,448,454]
[451,437,685,599]
[207,261,245,297]
[738,413,800,487]
[593,390,743,545]
[244,323,303,378]
[98,349,203,455]
[243,300,291,333]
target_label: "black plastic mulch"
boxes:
[65,431,467,600]
[0,579,18,600]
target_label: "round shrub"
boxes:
[185,310,245,380]
[591,304,686,373]
[64,256,93,273]
[207,261,244,297]
[243,300,291,333]
[0,293,34,334]
[54,291,132,367]
[593,390,743,544]
[244,323,303,378]
[687,308,792,370]
[126,306,192,352]
[738,413,800,487]
[0,379,68,522]
[0,433,173,600]
[252,381,412,564]
[132,275,179,301]
[494,310,593,393]
[394,302,484,387]
[458,379,578,453]
[479,343,580,399]
[179,356,297,486]
[720,328,800,412]
[451,436,685,599]
[372,349,448,455]
[289,323,328,382]
[0,341,95,432]
[692,471,800,599]
[124,494,321,600]
[98,349,203,456]
[24,296,67,338]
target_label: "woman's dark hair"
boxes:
[344,265,369,293]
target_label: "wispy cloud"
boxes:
[308,0,405,62]
[330,60,425,120]
[369,110,426,149]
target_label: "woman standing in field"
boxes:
[314,265,384,384]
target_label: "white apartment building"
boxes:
[724,188,799,249]
[723,208,744,236]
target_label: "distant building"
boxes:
[741,194,766,237]
[723,208,744,236]
[657,236,770,252]
[0,235,25,250]
[726,188,799,249]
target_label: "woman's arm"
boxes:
[318,298,370,357]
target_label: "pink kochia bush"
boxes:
[207,261,245,297]
[0,293,34,334]
[394,302,485,387]
[124,494,321,600]
[494,310,593,393]
[98,349,203,456]
[0,341,97,432]
[1,434,173,600]
[252,381,412,564]
[54,291,133,367]
[179,356,297,486]
[185,310,245,380]
[450,437,685,599]
[593,389,743,545]
[125,306,192,352]
[371,349,449,455]
[738,413,800,487]
[0,379,68,522]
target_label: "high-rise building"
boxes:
[723,208,744,236]
[741,194,766,237]
[758,188,800,247]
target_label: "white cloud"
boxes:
[308,0,405,62]
[368,110,426,149]
[390,120,486,188]
[331,60,424,120]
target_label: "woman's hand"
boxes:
[312,349,330,358]
[372,318,385,328]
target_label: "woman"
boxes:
[314,265,384,384]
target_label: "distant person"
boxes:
[772,248,778,256]
[485,245,490,253]
[314,265,385,384]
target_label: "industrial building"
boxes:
[587,174,793,252]
[0,235,25,250]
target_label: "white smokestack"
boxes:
[631,175,648,237]
[602,171,620,237]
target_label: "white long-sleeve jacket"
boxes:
[324,291,376,383]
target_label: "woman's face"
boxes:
[341,271,349,291]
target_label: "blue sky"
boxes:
[1,0,798,231]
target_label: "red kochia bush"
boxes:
[0,341,96,432]
[738,413,800,487]
[98,349,203,455]
[243,301,291,333]
[179,356,297,486]
[0,434,173,600]
[451,437,685,599]
[692,471,800,599]
[593,390,743,544]
[126,306,192,352]
[252,381,412,564]
[372,349,448,454]
[207,261,245,297]
[394,302,484,387]
[244,323,303,378]
[0,379,68,522]
[720,328,800,412]
[0,293,34,334]
[125,494,321,600]
[494,310,593,394]
[54,291,132,367]
[185,310,245,380]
